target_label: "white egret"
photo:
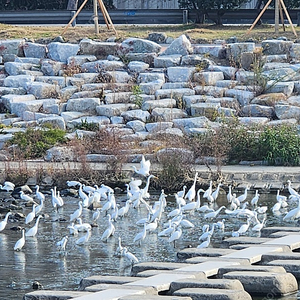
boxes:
[26,215,42,237]
[56,236,68,251]
[272,200,282,213]
[167,203,182,219]
[177,186,187,199]
[252,216,266,232]
[132,155,151,177]
[211,183,222,202]
[185,172,199,202]
[215,219,225,231]
[180,217,194,229]
[101,215,115,242]
[118,200,131,218]
[20,191,34,202]
[197,234,211,249]
[203,180,213,199]
[115,236,124,256]
[66,180,81,187]
[25,204,37,224]
[140,175,157,198]
[0,181,15,192]
[276,190,287,203]
[74,217,92,232]
[174,193,186,207]
[227,185,233,203]
[67,223,78,236]
[34,197,44,216]
[92,208,101,224]
[79,185,89,207]
[168,226,182,247]
[133,223,147,245]
[287,180,300,197]
[14,228,26,251]
[199,224,215,242]
[0,212,12,232]
[145,218,158,233]
[204,206,225,219]
[256,206,268,214]
[251,190,260,207]
[237,218,250,235]
[82,184,96,194]
[111,206,119,222]
[197,204,214,213]
[236,186,249,203]
[50,188,63,210]
[121,247,139,265]
[76,228,91,245]
[70,201,83,223]
[182,189,204,213]
[158,221,175,237]
[283,197,300,221]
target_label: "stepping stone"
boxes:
[173,287,252,300]
[85,283,156,294]
[261,252,300,263]
[263,234,300,250]
[185,257,249,265]
[169,278,244,294]
[216,265,287,277]
[261,227,300,237]
[23,290,92,299]
[221,245,287,264]
[222,271,298,296]
[267,259,300,279]
[79,275,139,290]
[120,296,192,300]
[223,236,271,247]
[72,288,147,300]
[131,262,191,276]
[134,269,205,278]
[177,248,235,260]
[124,273,197,292]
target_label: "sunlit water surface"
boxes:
[1,190,300,300]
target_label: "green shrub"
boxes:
[258,124,300,166]
[75,119,99,131]
[7,126,66,159]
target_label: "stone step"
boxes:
[131,262,191,276]
[216,265,287,277]
[262,234,300,250]
[184,256,249,265]
[223,236,272,247]
[266,259,300,279]
[23,290,92,300]
[85,283,156,294]
[134,269,205,278]
[169,278,244,294]
[71,288,147,300]
[261,251,300,263]
[221,245,287,264]
[176,247,235,260]
[173,287,252,300]
[79,275,139,291]
[120,296,192,300]
[222,271,298,296]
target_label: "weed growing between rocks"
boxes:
[6,125,66,160]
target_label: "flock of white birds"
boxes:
[0,155,300,267]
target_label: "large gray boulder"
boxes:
[161,34,193,56]
[79,39,119,57]
[261,39,293,55]
[23,42,47,58]
[47,42,80,63]
[66,98,101,114]
[167,67,196,83]
[120,38,161,54]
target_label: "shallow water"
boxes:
[0,189,300,300]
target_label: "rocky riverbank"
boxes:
[0,33,300,165]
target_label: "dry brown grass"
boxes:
[0,23,299,43]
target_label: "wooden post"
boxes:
[246,0,273,34]
[279,1,286,31]
[275,0,279,34]
[279,0,297,37]
[93,0,99,34]
[62,0,89,35]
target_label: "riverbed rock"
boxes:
[23,42,47,58]
[47,42,80,63]
[161,34,193,56]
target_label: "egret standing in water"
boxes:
[26,215,42,237]
[56,236,69,252]
[121,247,139,265]
[14,228,26,251]
[185,172,199,202]
[0,212,12,232]
[25,204,37,225]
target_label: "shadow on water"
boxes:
[0,189,300,299]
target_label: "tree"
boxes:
[178,0,251,25]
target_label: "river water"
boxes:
[0,187,300,300]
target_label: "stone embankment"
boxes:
[23,226,300,299]
[1,34,300,163]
